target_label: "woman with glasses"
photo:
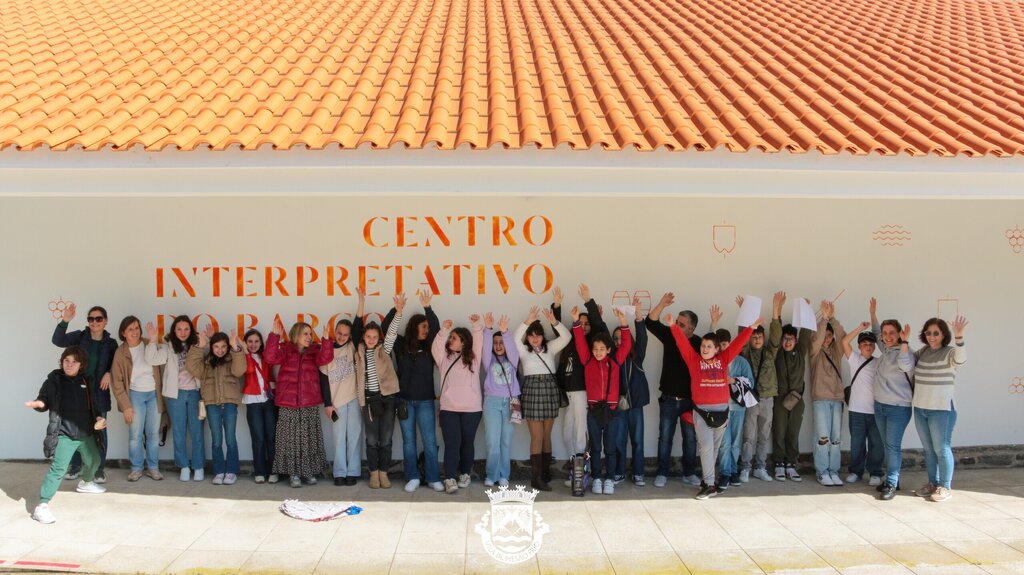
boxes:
[869,298,916,501]
[911,316,968,503]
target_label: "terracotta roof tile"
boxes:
[2,0,1023,155]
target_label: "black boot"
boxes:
[541,452,553,483]
[531,454,551,491]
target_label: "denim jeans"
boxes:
[848,411,884,478]
[914,403,957,488]
[812,400,843,476]
[331,398,363,478]
[128,389,160,472]
[439,410,482,478]
[245,400,276,478]
[483,395,513,482]
[206,403,239,475]
[166,389,204,471]
[399,399,440,483]
[586,409,624,480]
[67,410,107,474]
[874,401,912,486]
[614,405,645,478]
[657,396,696,476]
[717,406,745,479]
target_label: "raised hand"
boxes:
[578,283,591,302]
[658,292,675,308]
[773,291,786,314]
[869,297,877,318]
[417,288,431,308]
[526,306,539,324]
[229,329,240,350]
[197,328,209,348]
[709,304,723,326]
[272,318,285,337]
[552,286,564,307]
[662,312,672,325]
[322,325,331,341]
[751,317,765,329]
[469,314,481,325]
[952,315,968,338]
[62,302,76,323]
[394,292,407,314]
[483,312,494,329]
[498,315,510,332]
[145,322,158,343]
[820,300,832,320]
[735,295,745,308]
[855,321,871,332]
[900,323,912,343]
[204,324,215,339]
[357,286,366,303]
[570,306,580,322]
[542,307,556,325]
[613,307,627,326]
[442,319,454,331]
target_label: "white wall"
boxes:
[1,149,1022,462]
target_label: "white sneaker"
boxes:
[564,479,572,488]
[404,479,421,493]
[753,468,773,482]
[497,479,509,488]
[739,469,750,483]
[774,465,786,481]
[846,473,860,483]
[484,479,495,487]
[32,503,55,524]
[268,474,279,484]
[682,474,701,486]
[817,474,835,486]
[193,469,205,482]
[457,474,471,488]
[654,475,668,488]
[868,475,883,487]
[829,472,843,486]
[254,475,266,484]
[179,468,191,482]
[76,480,106,494]
[212,474,225,485]
[786,466,802,482]
[604,480,615,495]
[593,478,604,495]
[429,481,445,492]
[223,473,237,485]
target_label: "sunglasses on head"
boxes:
[87,316,106,322]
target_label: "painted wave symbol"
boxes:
[873,225,912,246]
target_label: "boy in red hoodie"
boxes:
[670,314,761,499]
[572,306,632,495]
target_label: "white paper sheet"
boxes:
[792,298,819,331]
[611,305,638,323]
[735,295,762,327]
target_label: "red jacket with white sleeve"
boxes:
[573,322,632,408]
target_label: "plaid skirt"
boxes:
[272,406,327,477]
[522,373,561,420]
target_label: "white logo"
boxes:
[474,485,549,564]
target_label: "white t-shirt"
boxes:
[130,343,157,392]
[846,351,877,414]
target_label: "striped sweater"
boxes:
[365,312,400,393]
[912,343,966,411]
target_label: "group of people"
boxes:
[26,286,967,523]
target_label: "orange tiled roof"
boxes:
[1,0,1024,155]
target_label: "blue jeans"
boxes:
[657,396,696,477]
[614,406,645,478]
[245,400,276,478]
[848,411,884,478]
[874,401,912,486]
[399,399,440,483]
[915,404,957,488]
[331,398,363,478]
[717,406,745,479]
[128,390,160,472]
[587,409,624,479]
[483,395,513,482]
[206,403,239,475]
[166,389,205,470]
[813,400,843,476]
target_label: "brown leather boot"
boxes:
[379,470,391,489]
[541,452,553,483]
[369,470,381,489]
[531,454,551,491]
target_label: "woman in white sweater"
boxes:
[514,306,571,491]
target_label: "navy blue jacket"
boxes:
[384,306,440,401]
[52,321,117,412]
[619,318,650,409]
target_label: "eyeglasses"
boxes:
[925,331,943,337]
[87,316,106,322]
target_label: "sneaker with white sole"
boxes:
[404,479,421,493]
[929,486,952,502]
[457,474,471,488]
[63,470,80,481]
[127,470,143,482]
[564,479,572,488]
[212,474,225,485]
[32,503,56,524]
[254,475,266,484]
[682,474,701,486]
[739,468,750,483]
[268,474,279,484]
[497,479,509,488]
[76,480,107,494]
[695,483,719,500]
[914,483,937,498]
[94,471,107,484]
[193,469,205,482]
[592,478,604,495]
[611,475,625,485]
[604,480,615,495]
[145,468,164,481]
[753,468,773,482]
[868,475,883,487]
[633,475,645,487]
[429,481,445,492]
[846,473,860,484]
[179,468,191,482]
[654,475,668,488]
[817,474,835,486]
[774,465,786,480]
[786,465,802,482]
[484,479,495,487]
[224,474,237,485]
[444,478,458,494]
[829,472,843,486]
[290,475,301,488]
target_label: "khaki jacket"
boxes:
[809,317,847,401]
[355,343,400,405]
[186,345,247,406]
[110,340,165,414]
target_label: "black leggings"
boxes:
[439,410,482,478]
[363,395,396,472]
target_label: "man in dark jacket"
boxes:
[51,303,117,483]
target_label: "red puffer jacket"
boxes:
[263,333,334,409]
